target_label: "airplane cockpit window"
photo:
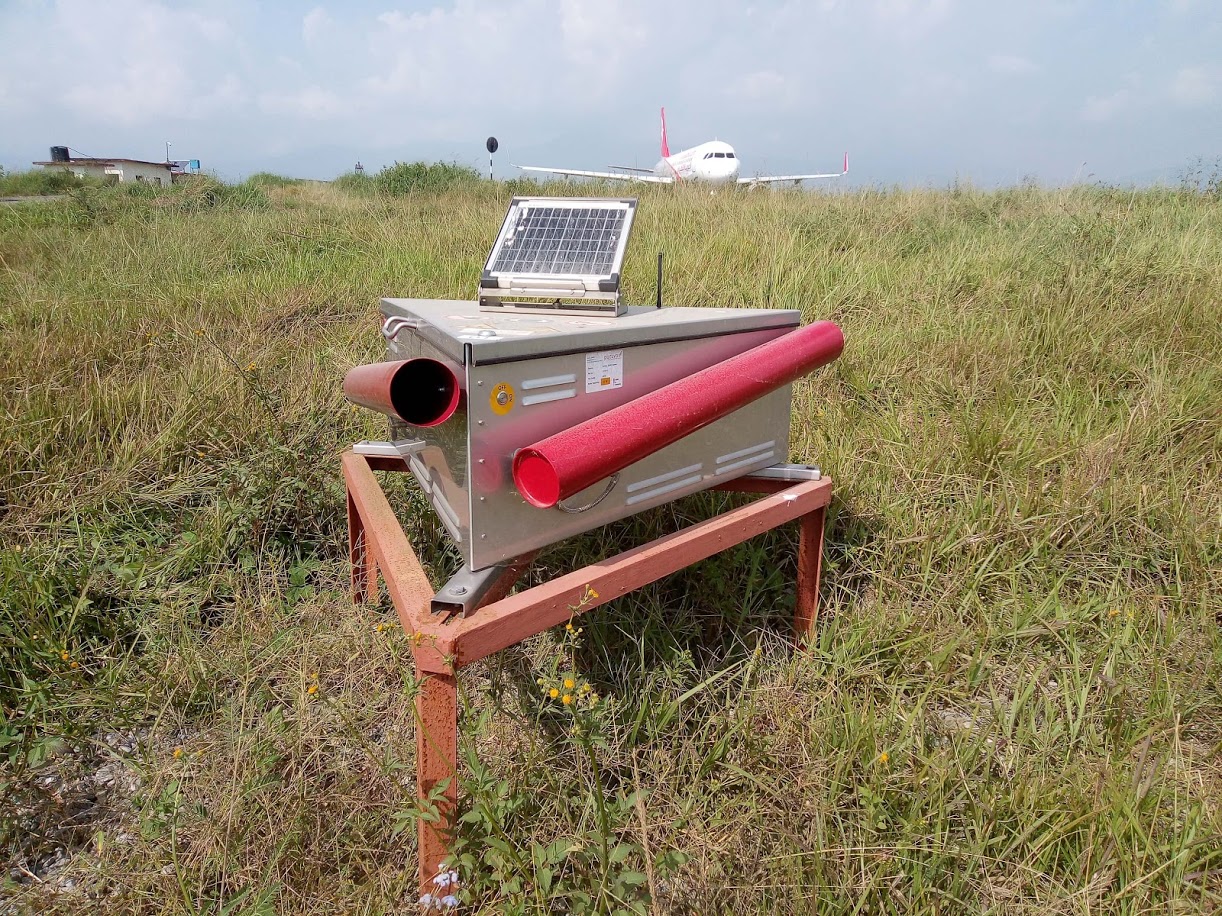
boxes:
[714,152,725,158]
[726,152,736,158]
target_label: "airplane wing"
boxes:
[516,164,673,184]
[739,153,849,186]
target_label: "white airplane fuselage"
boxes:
[516,108,846,187]
[654,140,741,184]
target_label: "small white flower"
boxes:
[448,870,459,885]
[433,872,452,888]
[419,892,435,908]
[440,895,459,909]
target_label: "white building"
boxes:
[33,157,178,186]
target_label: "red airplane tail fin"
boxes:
[660,107,670,159]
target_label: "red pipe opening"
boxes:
[513,449,561,509]
[343,358,462,427]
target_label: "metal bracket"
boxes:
[431,563,515,618]
[746,463,822,482]
[353,439,428,460]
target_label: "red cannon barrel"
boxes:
[512,320,844,508]
[343,358,462,427]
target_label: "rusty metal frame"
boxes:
[342,450,832,894]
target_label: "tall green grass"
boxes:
[0,168,105,197]
[0,177,1218,914]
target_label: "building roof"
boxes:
[33,158,175,169]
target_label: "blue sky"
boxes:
[1,0,1218,186]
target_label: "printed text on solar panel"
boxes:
[490,207,626,277]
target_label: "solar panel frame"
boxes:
[482,197,637,295]
[489,205,626,277]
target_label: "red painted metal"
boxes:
[437,476,833,667]
[414,666,457,897]
[342,450,832,893]
[795,506,826,648]
[512,320,844,508]
[343,358,462,428]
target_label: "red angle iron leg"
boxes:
[414,664,457,891]
[795,506,827,648]
[343,451,832,895]
[347,490,378,604]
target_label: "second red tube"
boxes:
[512,319,844,508]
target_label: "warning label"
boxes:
[585,349,624,393]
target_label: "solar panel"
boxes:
[480,197,637,317]
[490,205,627,276]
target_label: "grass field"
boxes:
[1,174,1219,914]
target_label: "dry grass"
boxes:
[1,176,1219,914]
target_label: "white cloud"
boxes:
[358,0,652,131]
[871,0,953,30]
[1170,66,1218,106]
[988,54,1038,75]
[4,0,241,125]
[260,86,349,120]
[1081,91,1131,122]
[728,70,790,102]
[722,68,806,114]
[302,7,334,47]
[1,0,1219,185]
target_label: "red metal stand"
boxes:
[342,450,832,895]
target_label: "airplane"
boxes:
[516,108,848,187]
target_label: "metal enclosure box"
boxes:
[382,299,799,570]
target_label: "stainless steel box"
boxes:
[381,298,799,569]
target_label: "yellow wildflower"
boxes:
[878,751,889,765]
[60,650,69,661]
[1108,609,1120,618]
[173,747,184,759]
[70,661,79,669]
[549,688,559,699]
[307,684,318,696]
[565,622,574,632]
[561,694,572,706]
[563,678,575,690]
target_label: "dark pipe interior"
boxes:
[389,358,459,426]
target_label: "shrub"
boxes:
[331,171,375,195]
[374,160,481,195]
[243,172,302,189]
[0,167,103,197]
[169,175,270,212]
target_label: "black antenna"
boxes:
[656,252,664,308]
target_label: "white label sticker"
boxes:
[585,349,624,393]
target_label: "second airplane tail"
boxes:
[660,107,670,159]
